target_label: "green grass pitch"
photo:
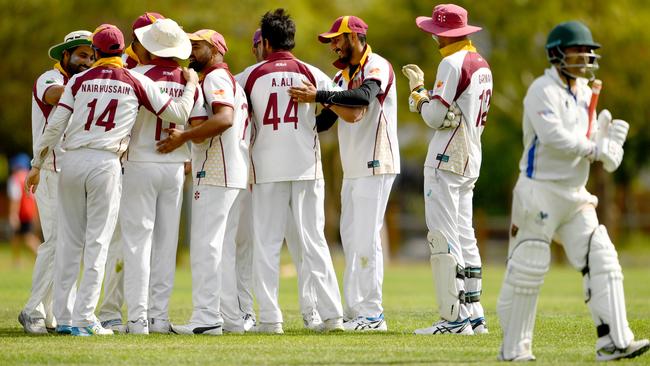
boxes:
[0,246,648,365]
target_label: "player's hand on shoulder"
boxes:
[288,80,317,103]
[156,128,186,153]
[182,67,199,86]
[25,167,40,194]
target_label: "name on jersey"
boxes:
[81,83,132,95]
[160,87,184,98]
[271,77,293,87]
[478,74,492,84]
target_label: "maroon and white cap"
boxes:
[318,16,368,43]
[132,12,165,32]
[416,4,481,37]
[92,24,125,54]
[252,29,262,47]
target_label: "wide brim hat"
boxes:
[135,18,191,59]
[48,30,93,61]
[416,4,481,37]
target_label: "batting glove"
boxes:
[409,88,429,113]
[594,115,629,172]
[402,64,425,91]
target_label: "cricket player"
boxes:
[19,30,94,335]
[25,23,199,336]
[97,12,168,334]
[401,4,491,335]
[289,15,400,332]
[228,28,324,332]
[496,21,649,361]
[237,8,349,334]
[157,29,248,336]
[120,18,206,335]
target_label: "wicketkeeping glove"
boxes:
[409,88,429,113]
[401,64,425,91]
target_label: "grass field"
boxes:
[0,245,649,365]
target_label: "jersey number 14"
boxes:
[84,98,117,132]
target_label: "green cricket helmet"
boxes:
[545,21,601,80]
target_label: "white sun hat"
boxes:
[134,18,191,59]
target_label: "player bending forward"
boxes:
[496,21,649,361]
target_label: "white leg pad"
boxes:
[428,230,463,322]
[497,239,550,361]
[582,225,634,350]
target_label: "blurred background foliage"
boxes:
[1,0,649,251]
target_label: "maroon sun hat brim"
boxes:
[416,16,482,37]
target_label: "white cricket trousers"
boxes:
[24,169,75,320]
[252,179,343,324]
[53,149,121,327]
[121,161,184,322]
[97,224,124,322]
[424,167,481,321]
[189,184,240,326]
[340,174,395,319]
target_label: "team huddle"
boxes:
[18,3,648,362]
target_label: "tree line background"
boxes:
[1,0,649,252]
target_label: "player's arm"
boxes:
[525,90,594,158]
[157,103,233,153]
[403,63,458,129]
[288,79,377,123]
[142,68,199,125]
[43,85,65,105]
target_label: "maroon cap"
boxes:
[132,12,165,31]
[92,24,125,54]
[188,29,228,55]
[252,29,262,47]
[416,4,481,37]
[318,16,368,43]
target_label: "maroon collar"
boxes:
[265,51,295,62]
[149,58,180,68]
[202,62,229,77]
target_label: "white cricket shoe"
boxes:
[18,311,48,334]
[101,319,126,333]
[343,314,388,332]
[149,318,171,334]
[414,318,474,335]
[322,318,344,332]
[251,322,284,334]
[596,339,650,361]
[303,310,324,331]
[171,323,223,335]
[243,313,256,332]
[71,323,114,336]
[471,317,489,334]
[127,319,149,335]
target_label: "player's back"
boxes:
[240,52,328,183]
[426,50,492,178]
[128,60,200,163]
[61,66,172,154]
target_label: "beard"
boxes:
[334,37,352,64]
[64,60,90,76]
[189,58,207,72]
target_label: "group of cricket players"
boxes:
[16,2,648,362]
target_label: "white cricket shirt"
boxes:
[192,63,250,189]
[31,67,66,172]
[424,41,492,178]
[519,67,595,187]
[332,47,401,178]
[238,51,338,183]
[128,59,207,163]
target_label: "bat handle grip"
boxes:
[586,79,602,138]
